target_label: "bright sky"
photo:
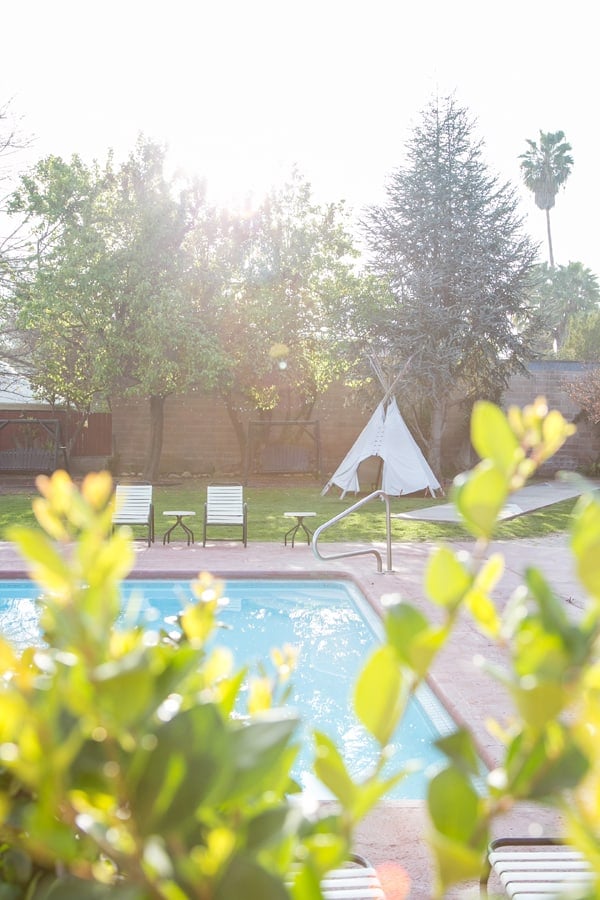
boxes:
[2,0,598,274]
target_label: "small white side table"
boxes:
[284,511,316,547]
[163,510,196,545]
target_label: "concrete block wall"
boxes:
[112,389,372,478]
[501,361,598,473]
[111,362,599,478]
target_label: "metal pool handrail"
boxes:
[311,490,393,573]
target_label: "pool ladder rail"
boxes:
[311,490,393,573]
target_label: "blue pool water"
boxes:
[0,577,454,800]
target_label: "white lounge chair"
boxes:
[480,837,594,898]
[112,483,155,547]
[203,484,247,547]
[289,855,386,899]
[319,862,386,898]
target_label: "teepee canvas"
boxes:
[322,396,441,498]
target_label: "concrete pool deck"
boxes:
[0,532,584,898]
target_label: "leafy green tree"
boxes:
[361,95,538,475]
[527,261,600,354]
[8,139,226,480]
[566,365,600,428]
[190,171,362,464]
[519,130,573,268]
[561,308,600,361]
[0,100,33,388]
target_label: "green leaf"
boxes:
[523,566,591,664]
[216,856,289,900]
[435,729,482,777]
[474,552,504,593]
[5,526,72,589]
[228,712,300,797]
[470,401,520,474]
[427,766,480,841]
[571,494,600,600]
[349,770,409,820]
[92,657,154,727]
[464,587,501,638]
[384,602,447,675]
[529,740,589,799]
[246,806,297,851]
[129,704,233,833]
[313,731,357,806]
[297,833,348,876]
[353,644,406,745]
[511,679,568,731]
[427,766,487,893]
[505,727,589,800]
[428,830,486,895]
[287,862,322,900]
[425,546,472,608]
[453,461,508,539]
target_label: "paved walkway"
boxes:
[0,532,584,898]
[396,479,594,523]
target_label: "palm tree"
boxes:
[519,130,573,268]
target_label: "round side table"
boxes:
[163,510,196,545]
[283,511,316,547]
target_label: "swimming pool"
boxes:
[0,577,455,800]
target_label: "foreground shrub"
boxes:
[1,397,600,898]
[0,471,404,898]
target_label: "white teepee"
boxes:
[322,358,441,498]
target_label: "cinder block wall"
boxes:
[111,362,599,477]
[502,361,598,473]
[111,387,373,478]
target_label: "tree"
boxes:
[566,366,600,425]
[561,307,600,361]
[519,129,573,268]
[526,261,600,354]
[8,139,226,480]
[190,171,362,464]
[0,100,34,390]
[361,95,538,475]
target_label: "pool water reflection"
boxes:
[0,577,455,800]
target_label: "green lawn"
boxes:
[0,478,580,543]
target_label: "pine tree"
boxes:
[363,95,538,474]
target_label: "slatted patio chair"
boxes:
[480,837,594,898]
[112,483,155,547]
[203,483,247,547]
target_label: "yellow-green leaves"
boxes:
[2,472,366,898]
[508,397,577,470]
[425,546,472,608]
[427,767,487,893]
[353,644,408,746]
[462,399,577,539]
[453,462,508,540]
[425,544,502,637]
[313,730,407,823]
[313,732,357,807]
[464,554,503,638]
[571,494,600,601]
[384,601,447,677]
[471,400,521,475]
[421,397,600,895]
